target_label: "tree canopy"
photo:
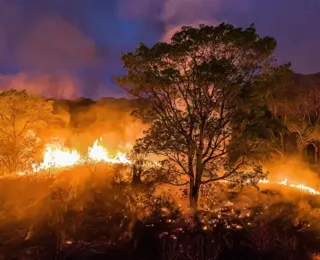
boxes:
[115,23,291,207]
[0,90,55,174]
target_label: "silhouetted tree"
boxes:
[115,23,291,208]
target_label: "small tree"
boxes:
[128,147,146,185]
[286,88,320,163]
[130,147,164,185]
[256,111,288,160]
[115,23,291,208]
[0,90,55,174]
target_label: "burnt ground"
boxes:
[0,174,320,260]
[0,210,319,260]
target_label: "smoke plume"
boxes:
[0,2,99,98]
[1,0,320,98]
[15,15,97,74]
[0,73,80,99]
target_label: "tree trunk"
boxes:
[189,181,200,210]
[304,144,308,159]
[315,144,319,164]
[279,152,284,160]
[284,107,287,123]
[132,164,142,185]
[273,104,277,118]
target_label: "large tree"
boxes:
[115,23,291,208]
[0,90,55,174]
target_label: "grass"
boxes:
[0,167,320,259]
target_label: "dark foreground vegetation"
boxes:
[0,169,320,260]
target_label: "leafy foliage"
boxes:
[115,23,291,207]
[286,89,320,147]
[0,90,55,173]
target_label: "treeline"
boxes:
[269,73,320,163]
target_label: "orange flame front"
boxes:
[88,138,132,164]
[29,137,132,173]
[259,178,320,195]
[19,138,320,197]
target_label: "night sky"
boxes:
[0,0,319,99]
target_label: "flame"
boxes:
[258,178,320,195]
[88,138,132,164]
[30,137,132,173]
[32,145,81,172]
[17,138,320,197]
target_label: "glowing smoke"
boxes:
[0,10,98,98]
[0,73,80,99]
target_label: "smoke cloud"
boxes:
[0,73,80,99]
[0,1,99,98]
[59,99,147,153]
[0,0,320,98]
[14,15,98,74]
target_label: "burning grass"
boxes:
[16,137,132,175]
[1,164,320,259]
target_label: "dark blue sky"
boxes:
[0,0,319,99]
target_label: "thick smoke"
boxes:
[67,100,146,153]
[14,15,97,74]
[41,98,147,156]
[1,0,320,98]
[0,2,98,98]
[0,73,80,99]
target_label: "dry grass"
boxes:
[0,169,319,259]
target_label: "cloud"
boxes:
[0,25,5,58]
[120,0,222,42]
[161,0,221,26]
[119,0,162,20]
[161,20,219,43]
[119,0,320,74]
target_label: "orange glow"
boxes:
[88,138,132,164]
[19,138,320,197]
[32,145,81,172]
[29,137,132,173]
[259,178,320,195]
